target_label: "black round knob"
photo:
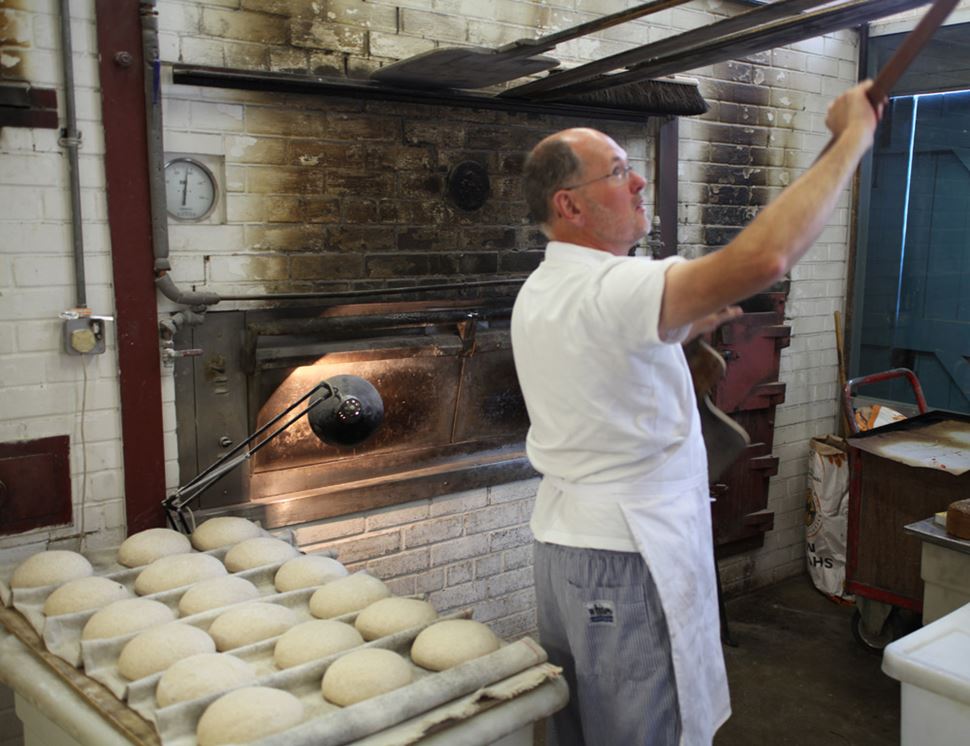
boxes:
[447,161,490,211]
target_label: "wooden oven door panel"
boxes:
[712,444,778,549]
[713,312,791,413]
[711,405,779,552]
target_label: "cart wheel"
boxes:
[851,608,900,652]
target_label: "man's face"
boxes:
[568,134,649,254]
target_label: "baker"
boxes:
[511,80,883,745]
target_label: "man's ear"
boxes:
[551,190,581,223]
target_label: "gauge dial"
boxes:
[164,157,218,221]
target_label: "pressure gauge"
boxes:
[164,157,218,221]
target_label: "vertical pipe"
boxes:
[58,0,87,308]
[656,117,679,258]
[141,0,171,272]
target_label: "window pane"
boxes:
[856,89,970,413]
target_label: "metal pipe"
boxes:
[140,0,222,325]
[217,277,527,302]
[154,273,221,306]
[859,21,871,82]
[140,0,171,273]
[58,0,86,309]
[247,308,510,338]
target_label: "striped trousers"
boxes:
[534,541,681,746]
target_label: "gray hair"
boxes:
[522,137,583,226]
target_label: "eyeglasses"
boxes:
[561,164,635,191]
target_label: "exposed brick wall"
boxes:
[0,0,127,563]
[2,0,963,740]
[157,0,870,595]
[160,86,651,298]
[291,481,540,641]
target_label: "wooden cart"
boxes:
[842,369,970,650]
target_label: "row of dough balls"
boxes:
[9,517,280,593]
[194,619,502,746]
[76,575,423,685]
[9,518,273,597]
[117,517,264,568]
[77,558,353,647]
[37,551,346,619]
[27,540,346,622]
[131,535,302,595]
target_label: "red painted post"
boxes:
[94,0,166,533]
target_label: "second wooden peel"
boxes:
[820,0,960,157]
[865,0,961,105]
[369,0,691,90]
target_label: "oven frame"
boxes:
[173,301,536,530]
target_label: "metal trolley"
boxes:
[841,369,970,650]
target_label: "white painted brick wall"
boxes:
[2,2,964,738]
[0,0,126,562]
[292,482,539,640]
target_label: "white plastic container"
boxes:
[882,602,970,745]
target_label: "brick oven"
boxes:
[173,292,536,529]
[160,57,655,538]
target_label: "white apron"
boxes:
[542,442,731,744]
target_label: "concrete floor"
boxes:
[715,573,900,746]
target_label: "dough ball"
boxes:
[190,517,261,551]
[155,653,256,708]
[223,537,299,573]
[273,620,363,670]
[208,602,299,651]
[11,550,93,589]
[354,597,438,641]
[178,576,261,617]
[410,619,500,671]
[274,555,348,592]
[118,623,216,681]
[196,686,303,746]
[134,552,227,595]
[117,528,192,568]
[308,574,391,619]
[43,576,130,616]
[81,598,176,641]
[321,648,413,706]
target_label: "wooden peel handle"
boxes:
[867,0,961,105]
[816,0,959,159]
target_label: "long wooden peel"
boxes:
[503,0,844,99]
[508,0,931,101]
[815,0,960,158]
[369,0,691,91]
[864,0,961,106]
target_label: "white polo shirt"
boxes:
[511,241,704,550]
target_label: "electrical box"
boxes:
[63,316,108,355]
